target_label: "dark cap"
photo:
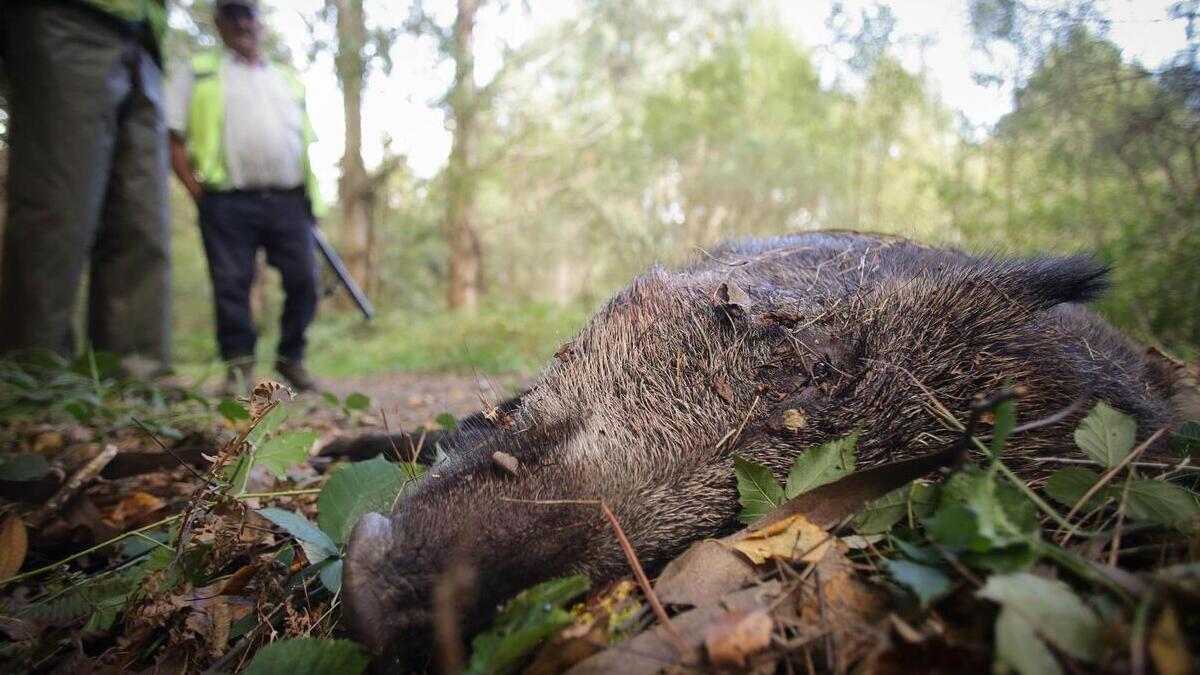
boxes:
[215,0,258,11]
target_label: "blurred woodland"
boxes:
[2,0,1199,372]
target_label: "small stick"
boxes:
[1108,473,1134,567]
[29,444,118,528]
[1059,427,1170,543]
[132,417,207,481]
[599,501,690,658]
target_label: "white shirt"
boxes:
[165,51,306,190]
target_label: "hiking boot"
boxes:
[223,360,254,398]
[275,360,319,393]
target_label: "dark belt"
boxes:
[208,186,305,199]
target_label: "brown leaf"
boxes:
[1149,604,1191,675]
[704,608,773,668]
[566,582,784,675]
[655,540,758,607]
[732,514,833,565]
[106,491,167,529]
[219,563,259,596]
[0,512,28,581]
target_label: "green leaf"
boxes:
[784,432,857,499]
[1171,421,1200,458]
[466,575,590,675]
[994,605,1064,675]
[924,467,1038,571]
[1122,479,1200,525]
[990,398,1017,458]
[319,559,343,594]
[246,404,289,448]
[217,400,251,422]
[733,455,784,525]
[852,482,939,534]
[242,638,369,675]
[256,432,317,479]
[1073,402,1136,468]
[321,391,340,407]
[317,455,410,545]
[344,392,371,411]
[435,412,458,431]
[1044,467,1106,511]
[257,508,339,564]
[0,453,51,481]
[884,559,950,608]
[978,572,1101,662]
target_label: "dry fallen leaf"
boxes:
[782,409,807,430]
[106,491,167,528]
[1149,604,1191,675]
[732,514,833,564]
[704,608,774,668]
[0,512,28,581]
[655,540,758,607]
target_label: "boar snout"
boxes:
[344,513,433,662]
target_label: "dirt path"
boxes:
[320,372,532,431]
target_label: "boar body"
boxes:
[343,232,1174,664]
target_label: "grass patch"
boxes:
[173,300,592,377]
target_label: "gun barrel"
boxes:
[312,227,376,319]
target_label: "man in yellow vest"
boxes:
[0,0,171,374]
[166,0,323,393]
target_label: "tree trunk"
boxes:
[333,0,374,305]
[445,0,484,312]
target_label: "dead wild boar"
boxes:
[342,231,1177,665]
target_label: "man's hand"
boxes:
[168,134,205,204]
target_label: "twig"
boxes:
[28,444,119,528]
[1,513,182,586]
[1058,427,1170,543]
[132,417,208,481]
[1031,457,1200,473]
[1108,473,1134,567]
[599,501,690,658]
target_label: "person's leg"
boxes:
[88,42,172,374]
[197,193,260,365]
[261,193,318,365]
[0,4,127,359]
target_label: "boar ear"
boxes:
[997,254,1110,309]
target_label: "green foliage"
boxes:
[1073,402,1137,468]
[217,399,250,422]
[1171,421,1200,458]
[256,508,338,565]
[853,482,940,534]
[242,638,369,675]
[784,433,858,499]
[466,575,591,675]
[733,455,784,524]
[923,466,1039,572]
[256,432,317,479]
[979,572,1102,664]
[883,559,951,608]
[317,455,413,546]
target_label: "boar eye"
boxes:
[812,361,831,378]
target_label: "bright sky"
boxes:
[261,0,1191,195]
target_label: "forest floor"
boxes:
[1,357,1198,675]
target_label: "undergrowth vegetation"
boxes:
[1,357,1199,674]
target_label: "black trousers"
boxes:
[197,190,317,364]
[0,2,171,370]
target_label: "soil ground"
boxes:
[319,371,531,430]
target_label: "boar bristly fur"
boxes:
[343,232,1175,667]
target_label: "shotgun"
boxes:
[312,226,375,320]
